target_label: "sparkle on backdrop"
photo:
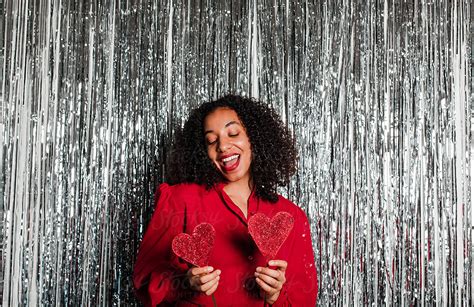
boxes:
[0,0,472,305]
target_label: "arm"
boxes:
[133,183,195,306]
[271,209,318,306]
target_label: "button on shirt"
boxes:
[133,182,318,306]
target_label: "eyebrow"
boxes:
[204,121,241,135]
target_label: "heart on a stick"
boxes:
[172,223,215,267]
[248,212,295,259]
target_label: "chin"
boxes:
[222,175,236,182]
[226,174,247,183]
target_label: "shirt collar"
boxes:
[213,181,259,224]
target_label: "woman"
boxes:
[133,95,318,306]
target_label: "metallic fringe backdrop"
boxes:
[0,0,472,306]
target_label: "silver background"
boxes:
[1,0,472,305]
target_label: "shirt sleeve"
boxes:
[270,208,318,307]
[133,183,195,307]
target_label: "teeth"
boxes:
[222,154,239,162]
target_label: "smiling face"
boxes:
[203,107,253,185]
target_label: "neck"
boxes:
[223,176,254,197]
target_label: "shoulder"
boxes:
[158,182,204,192]
[155,182,209,204]
[152,182,209,215]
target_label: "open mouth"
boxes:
[220,154,240,172]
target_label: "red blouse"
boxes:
[133,182,318,306]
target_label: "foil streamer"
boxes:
[0,0,472,306]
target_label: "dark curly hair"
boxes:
[166,94,297,203]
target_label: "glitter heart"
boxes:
[248,212,295,259]
[172,223,215,267]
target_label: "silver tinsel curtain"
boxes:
[1,0,472,306]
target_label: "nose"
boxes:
[217,137,231,153]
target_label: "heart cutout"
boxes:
[248,212,294,259]
[172,223,215,267]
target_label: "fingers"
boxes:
[189,266,214,277]
[254,271,281,290]
[268,260,288,272]
[205,279,219,296]
[255,267,282,280]
[187,266,221,294]
[200,269,221,284]
[256,276,277,294]
[255,259,288,297]
[199,276,220,295]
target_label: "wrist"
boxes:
[265,290,280,305]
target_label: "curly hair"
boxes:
[166,94,297,203]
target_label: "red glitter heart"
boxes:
[172,223,215,267]
[248,212,295,259]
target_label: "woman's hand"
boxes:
[186,266,221,296]
[255,260,287,304]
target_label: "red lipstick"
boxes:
[219,154,240,172]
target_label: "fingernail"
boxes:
[217,270,221,275]
[269,261,274,265]
[256,267,261,272]
[254,272,259,276]
[207,266,213,272]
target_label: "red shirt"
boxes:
[133,182,318,306]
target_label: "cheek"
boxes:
[241,141,252,163]
[207,149,221,167]
[206,148,214,160]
